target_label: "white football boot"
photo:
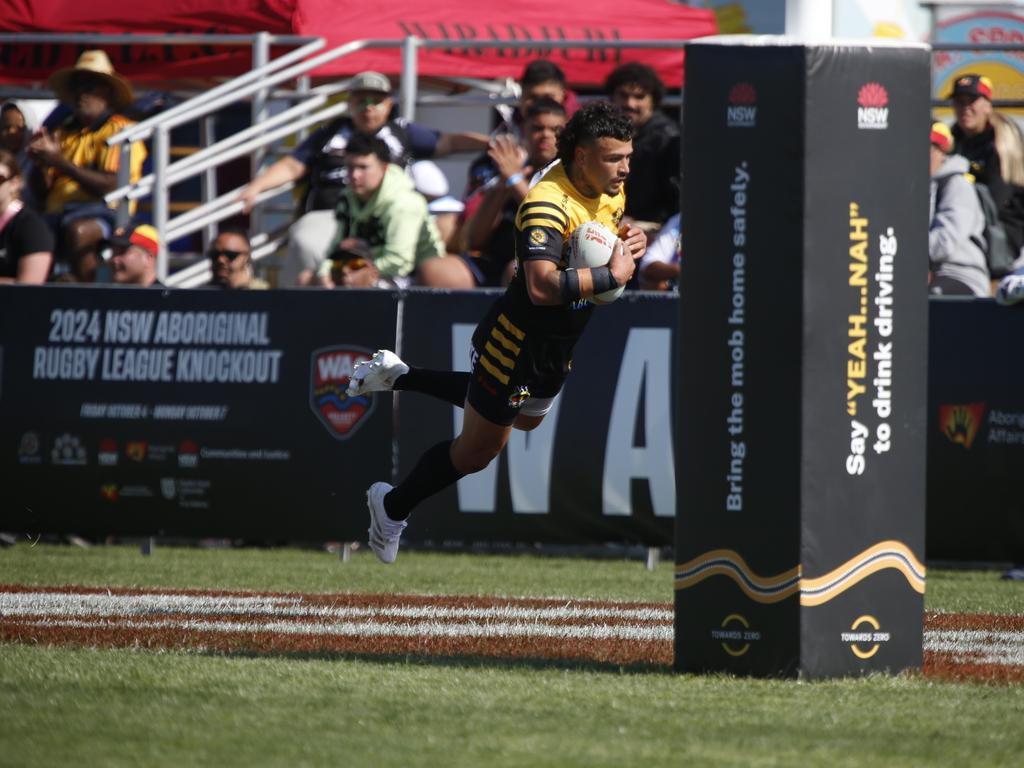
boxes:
[366,481,407,564]
[347,349,410,397]
[996,272,1024,306]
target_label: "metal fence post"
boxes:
[401,36,420,121]
[152,124,170,282]
[115,143,131,228]
[200,115,218,254]
[251,31,271,237]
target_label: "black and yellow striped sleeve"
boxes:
[515,199,568,263]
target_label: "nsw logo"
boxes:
[857,82,889,130]
[310,346,376,440]
[727,82,757,128]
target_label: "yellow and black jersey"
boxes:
[469,161,626,395]
[499,161,625,336]
[514,161,625,269]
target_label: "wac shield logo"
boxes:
[310,346,376,440]
[939,402,985,449]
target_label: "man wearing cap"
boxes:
[929,121,991,297]
[238,70,489,286]
[948,74,1024,251]
[27,50,146,282]
[107,224,162,287]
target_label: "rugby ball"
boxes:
[568,221,625,304]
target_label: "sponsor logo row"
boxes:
[17,432,290,468]
[939,402,1024,449]
[100,477,212,508]
[726,81,891,131]
[709,613,892,660]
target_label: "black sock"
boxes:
[393,367,470,408]
[384,439,464,520]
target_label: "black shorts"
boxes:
[467,309,572,426]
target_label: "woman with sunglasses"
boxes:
[0,149,53,284]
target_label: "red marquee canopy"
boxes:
[0,0,717,87]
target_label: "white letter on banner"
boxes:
[602,328,676,517]
[452,323,497,513]
[507,394,560,514]
[451,323,558,514]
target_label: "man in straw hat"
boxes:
[27,50,147,282]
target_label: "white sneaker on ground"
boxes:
[366,481,407,564]
[347,350,410,397]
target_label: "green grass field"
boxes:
[2,543,1023,767]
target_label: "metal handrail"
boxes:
[165,183,296,243]
[105,95,332,203]
[105,37,326,145]
[107,39,401,147]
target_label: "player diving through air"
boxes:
[348,101,647,563]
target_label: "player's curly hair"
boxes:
[556,101,634,170]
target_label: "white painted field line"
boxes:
[15,616,674,643]
[0,592,673,623]
[924,630,1024,667]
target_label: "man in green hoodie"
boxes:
[316,133,445,288]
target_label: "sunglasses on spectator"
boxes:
[352,94,387,106]
[207,248,250,260]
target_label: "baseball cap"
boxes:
[931,122,953,153]
[106,223,160,256]
[947,74,993,101]
[348,71,392,94]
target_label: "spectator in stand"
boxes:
[315,134,444,288]
[1,102,43,209]
[929,122,991,297]
[418,97,567,289]
[948,73,1024,255]
[239,71,489,286]
[208,228,268,290]
[27,51,146,283]
[105,223,163,288]
[465,60,579,196]
[605,62,679,229]
[639,212,680,291]
[0,149,53,284]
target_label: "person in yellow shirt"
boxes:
[28,50,146,282]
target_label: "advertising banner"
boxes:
[927,299,1024,563]
[0,285,395,541]
[675,39,931,678]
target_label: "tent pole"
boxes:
[401,36,420,122]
